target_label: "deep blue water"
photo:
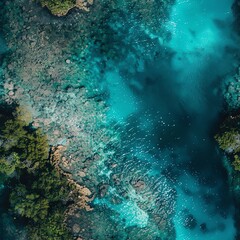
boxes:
[99,0,238,239]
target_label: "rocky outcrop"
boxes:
[50,145,94,212]
[39,0,94,16]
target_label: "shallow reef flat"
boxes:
[0,0,177,239]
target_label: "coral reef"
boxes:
[0,0,176,239]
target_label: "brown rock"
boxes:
[80,187,91,196]
[79,171,86,177]
[53,130,60,135]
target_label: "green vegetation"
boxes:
[10,184,50,222]
[215,129,240,153]
[28,208,72,240]
[233,155,240,171]
[216,116,240,240]
[215,117,240,171]
[37,0,76,16]
[0,106,73,239]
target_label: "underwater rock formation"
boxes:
[222,67,240,110]
[4,0,238,239]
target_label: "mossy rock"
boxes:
[37,0,92,16]
[39,0,76,16]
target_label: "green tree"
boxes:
[37,0,76,16]
[32,168,70,202]
[28,209,72,240]
[1,118,27,151]
[233,155,240,171]
[0,117,49,173]
[0,106,73,239]
[10,184,49,222]
[0,153,20,175]
[17,129,49,172]
[215,129,240,153]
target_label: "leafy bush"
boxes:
[37,0,76,16]
[233,155,240,171]
[28,209,72,240]
[10,184,49,222]
[215,129,240,153]
[0,107,49,173]
[215,122,240,171]
[31,168,71,202]
[0,153,19,175]
[0,106,73,239]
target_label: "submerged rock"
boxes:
[200,223,207,232]
[183,214,197,230]
[131,179,146,192]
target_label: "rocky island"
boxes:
[37,0,94,16]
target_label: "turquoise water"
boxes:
[0,0,239,239]
[99,0,238,239]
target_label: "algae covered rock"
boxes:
[215,129,240,153]
[183,213,197,230]
[37,0,93,16]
